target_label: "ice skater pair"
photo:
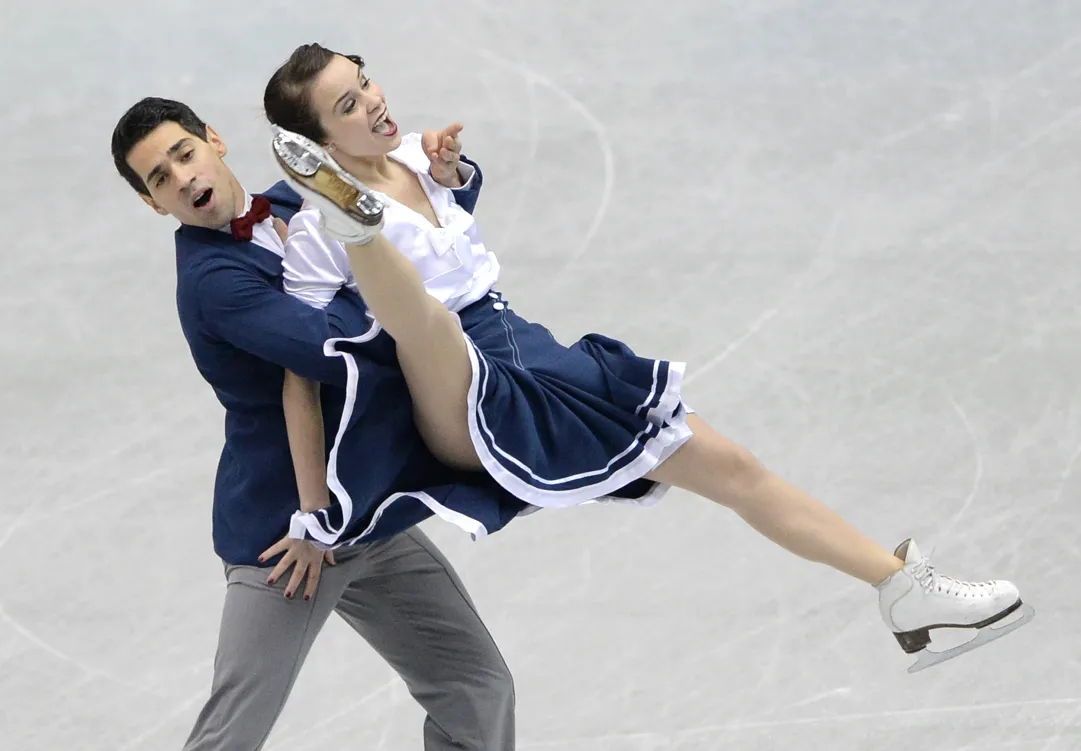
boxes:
[261,43,1033,673]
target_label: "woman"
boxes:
[264,43,1031,672]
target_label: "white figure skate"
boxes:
[269,125,385,246]
[877,539,1034,673]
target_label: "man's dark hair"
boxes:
[111,97,209,195]
[264,43,360,144]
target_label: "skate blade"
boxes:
[270,129,384,226]
[907,603,1035,674]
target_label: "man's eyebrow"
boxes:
[144,137,193,184]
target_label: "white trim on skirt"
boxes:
[286,315,695,547]
[287,321,495,548]
[462,330,694,508]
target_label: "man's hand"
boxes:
[259,535,337,601]
[422,123,465,187]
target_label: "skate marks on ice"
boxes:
[517,695,1081,750]
[6,0,1081,749]
[462,0,615,280]
[471,41,615,281]
[512,700,1081,751]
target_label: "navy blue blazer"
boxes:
[174,161,524,565]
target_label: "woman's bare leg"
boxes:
[647,415,902,585]
[339,230,903,588]
[341,235,483,471]
[271,127,481,470]
[338,230,902,584]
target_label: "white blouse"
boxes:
[282,132,501,313]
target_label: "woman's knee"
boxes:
[651,420,769,505]
[699,434,767,501]
[719,442,769,502]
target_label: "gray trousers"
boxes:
[182,528,515,750]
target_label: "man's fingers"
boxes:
[444,122,464,139]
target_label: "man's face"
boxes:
[125,121,242,229]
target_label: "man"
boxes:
[112,96,525,750]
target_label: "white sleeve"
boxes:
[443,161,476,191]
[282,207,354,310]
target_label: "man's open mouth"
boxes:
[193,188,213,209]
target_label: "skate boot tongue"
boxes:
[894,538,921,563]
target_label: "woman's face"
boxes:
[310,55,402,157]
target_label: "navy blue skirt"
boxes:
[288,291,692,549]
[458,291,693,507]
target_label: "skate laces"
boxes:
[911,556,995,598]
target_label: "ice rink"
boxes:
[2,0,1078,748]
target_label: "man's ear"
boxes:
[140,193,169,216]
[206,125,227,159]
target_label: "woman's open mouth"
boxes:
[373,110,397,138]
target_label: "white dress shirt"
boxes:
[281,132,500,312]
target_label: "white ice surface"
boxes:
[1,1,1077,748]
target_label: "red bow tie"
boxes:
[230,195,272,241]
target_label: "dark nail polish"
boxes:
[267,578,275,585]
[304,595,311,601]
[285,592,293,600]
